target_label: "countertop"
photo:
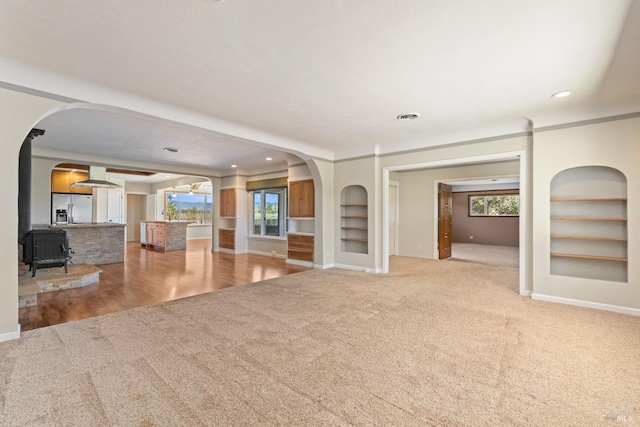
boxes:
[51,223,126,228]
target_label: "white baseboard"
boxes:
[315,263,335,270]
[286,258,313,268]
[247,250,286,259]
[0,325,21,343]
[521,290,532,297]
[333,263,380,273]
[531,293,640,316]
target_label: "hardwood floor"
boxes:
[19,239,308,332]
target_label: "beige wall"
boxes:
[532,117,640,312]
[394,161,521,258]
[0,88,65,341]
[451,190,519,246]
[333,156,377,270]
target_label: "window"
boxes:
[166,192,213,224]
[251,188,287,237]
[469,194,519,216]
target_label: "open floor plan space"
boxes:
[19,239,308,331]
[3,256,638,425]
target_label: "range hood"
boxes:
[71,166,122,188]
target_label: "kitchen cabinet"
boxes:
[51,170,92,194]
[219,229,235,250]
[146,222,166,251]
[220,188,236,218]
[287,234,314,262]
[289,179,314,218]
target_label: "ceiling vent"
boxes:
[396,113,420,120]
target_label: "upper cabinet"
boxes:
[51,170,92,194]
[220,188,236,218]
[289,179,315,218]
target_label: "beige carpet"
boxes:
[450,242,519,268]
[1,257,638,426]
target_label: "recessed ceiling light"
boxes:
[163,147,180,153]
[231,164,237,168]
[551,90,572,98]
[397,113,420,120]
[265,157,272,161]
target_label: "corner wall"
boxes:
[0,88,65,342]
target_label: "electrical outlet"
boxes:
[271,251,276,256]
[469,235,474,240]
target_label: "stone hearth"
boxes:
[18,264,103,308]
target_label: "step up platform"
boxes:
[18,265,103,308]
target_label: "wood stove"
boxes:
[22,229,70,277]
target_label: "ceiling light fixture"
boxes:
[163,147,180,153]
[231,164,237,168]
[397,113,420,121]
[551,90,572,98]
[265,157,272,161]
[171,187,176,197]
[189,185,194,195]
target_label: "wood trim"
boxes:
[550,198,627,202]
[551,253,628,262]
[551,236,627,242]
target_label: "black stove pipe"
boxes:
[18,128,44,244]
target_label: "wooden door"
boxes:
[438,183,452,259]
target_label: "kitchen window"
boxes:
[166,192,213,224]
[251,188,287,237]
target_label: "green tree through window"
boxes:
[469,194,519,216]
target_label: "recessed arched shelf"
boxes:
[550,166,627,282]
[340,185,368,254]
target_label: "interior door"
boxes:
[388,184,397,256]
[438,183,453,259]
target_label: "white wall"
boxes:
[0,88,64,341]
[30,157,60,226]
[532,117,640,313]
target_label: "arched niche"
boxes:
[550,166,627,282]
[340,185,368,254]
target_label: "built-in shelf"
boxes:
[549,166,627,282]
[551,253,628,262]
[551,217,627,221]
[340,186,368,254]
[551,235,627,242]
[551,198,627,202]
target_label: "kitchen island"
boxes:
[51,223,125,264]
[141,221,191,251]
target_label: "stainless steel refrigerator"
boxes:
[51,194,93,224]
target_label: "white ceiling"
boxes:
[1,0,639,171]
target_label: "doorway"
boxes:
[126,194,145,242]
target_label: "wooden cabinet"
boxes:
[288,234,314,262]
[219,229,235,250]
[51,170,71,193]
[289,179,314,218]
[220,188,236,218]
[146,222,166,251]
[51,170,92,194]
